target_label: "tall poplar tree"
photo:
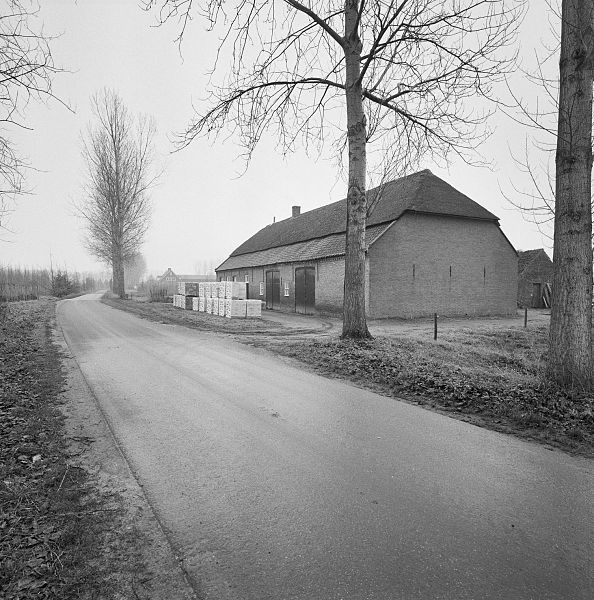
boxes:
[80,90,156,298]
[548,0,594,387]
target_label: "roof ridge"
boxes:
[409,169,429,211]
[227,169,499,259]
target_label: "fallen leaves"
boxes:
[0,300,106,599]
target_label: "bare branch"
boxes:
[0,0,63,231]
[145,0,523,337]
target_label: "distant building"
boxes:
[156,268,215,295]
[517,249,553,308]
[216,169,518,318]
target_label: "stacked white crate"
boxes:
[225,299,246,318]
[245,299,262,317]
[173,294,184,308]
[177,280,262,318]
[223,282,254,318]
[178,282,199,296]
[225,281,247,300]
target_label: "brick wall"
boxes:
[316,257,345,314]
[218,258,349,315]
[218,261,319,312]
[518,251,553,308]
[368,213,518,318]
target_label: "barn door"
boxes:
[531,283,542,308]
[265,270,280,310]
[295,267,315,315]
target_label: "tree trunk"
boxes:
[549,0,594,388]
[341,0,371,339]
[112,252,125,298]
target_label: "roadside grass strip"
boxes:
[0,300,143,599]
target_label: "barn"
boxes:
[517,249,553,308]
[216,169,518,318]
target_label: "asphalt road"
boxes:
[57,294,594,600]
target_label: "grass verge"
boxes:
[0,299,146,599]
[101,295,288,335]
[257,326,594,456]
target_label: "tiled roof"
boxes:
[518,249,550,274]
[217,223,392,271]
[229,169,498,258]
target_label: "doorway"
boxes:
[531,282,542,308]
[295,267,315,315]
[265,270,280,310]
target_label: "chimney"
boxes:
[292,205,301,218]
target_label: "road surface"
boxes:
[57,294,594,600]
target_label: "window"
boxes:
[232,276,237,282]
[284,281,290,296]
[259,281,264,296]
[245,275,249,283]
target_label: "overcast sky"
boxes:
[3,1,554,276]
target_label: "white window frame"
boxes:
[245,275,249,283]
[259,281,264,296]
[284,281,290,297]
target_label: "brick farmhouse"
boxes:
[216,169,518,318]
[517,249,553,308]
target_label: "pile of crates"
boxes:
[173,281,262,319]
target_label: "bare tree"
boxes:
[124,252,148,288]
[79,90,156,298]
[548,0,594,388]
[0,1,60,230]
[146,0,521,338]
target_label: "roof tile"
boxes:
[229,169,498,258]
[218,224,391,271]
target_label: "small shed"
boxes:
[517,249,553,308]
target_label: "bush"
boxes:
[51,271,80,298]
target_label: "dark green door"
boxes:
[265,270,280,309]
[295,267,315,314]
